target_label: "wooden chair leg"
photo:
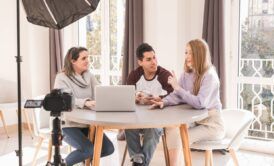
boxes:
[162,130,170,166]
[205,150,213,166]
[47,138,53,162]
[205,150,210,166]
[229,148,239,166]
[67,145,72,153]
[32,137,44,166]
[121,143,127,166]
[209,150,213,166]
[22,109,34,139]
[0,110,9,138]
[89,125,96,143]
[85,125,96,165]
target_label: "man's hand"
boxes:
[168,71,180,91]
[149,100,164,109]
[84,100,96,109]
[135,91,162,105]
[135,92,144,104]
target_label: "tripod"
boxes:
[46,112,66,166]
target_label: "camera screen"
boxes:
[24,100,43,108]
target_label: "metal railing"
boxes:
[89,55,122,85]
[238,58,274,140]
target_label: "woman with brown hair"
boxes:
[151,39,225,165]
[54,47,114,166]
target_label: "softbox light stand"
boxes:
[16,0,100,165]
[15,0,23,165]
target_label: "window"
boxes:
[239,0,274,140]
[262,9,268,14]
[78,0,125,85]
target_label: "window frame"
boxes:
[78,0,124,85]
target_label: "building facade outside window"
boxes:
[79,0,125,85]
[239,0,274,141]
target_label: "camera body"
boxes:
[24,89,74,116]
[43,89,73,112]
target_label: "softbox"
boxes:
[22,0,100,29]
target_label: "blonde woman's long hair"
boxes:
[184,39,212,95]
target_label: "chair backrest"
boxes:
[31,95,51,136]
[222,109,255,149]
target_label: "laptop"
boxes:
[94,85,135,112]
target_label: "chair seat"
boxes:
[38,128,51,138]
[191,138,232,150]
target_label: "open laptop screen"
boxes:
[94,85,135,112]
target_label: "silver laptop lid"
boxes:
[94,85,135,112]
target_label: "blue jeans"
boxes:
[125,128,163,166]
[62,127,114,166]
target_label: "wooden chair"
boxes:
[0,102,34,138]
[31,106,52,166]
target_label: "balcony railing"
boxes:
[89,55,122,85]
[238,58,274,141]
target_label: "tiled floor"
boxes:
[0,128,274,166]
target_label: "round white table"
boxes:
[65,104,208,166]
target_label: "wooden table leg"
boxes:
[85,125,96,166]
[0,110,9,138]
[92,126,104,166]
[180,124,192,166]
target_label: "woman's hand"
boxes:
[84,100,96,109]
[168,71,180,91]
[149,100,164,109]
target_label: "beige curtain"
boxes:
[49,29,64,90]
[122,0,143,85]
[203,0,226,107]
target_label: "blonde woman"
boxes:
[151,39,225,166]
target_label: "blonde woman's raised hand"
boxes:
[168,71,180,91]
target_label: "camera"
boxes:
[24,89,74,166]
[25,89,74,116]
[43,89,73,113]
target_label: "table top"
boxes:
[64,104,208,129]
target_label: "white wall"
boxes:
[144,0,205,75]
[0,2,50,126]
[0,0,205,126]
